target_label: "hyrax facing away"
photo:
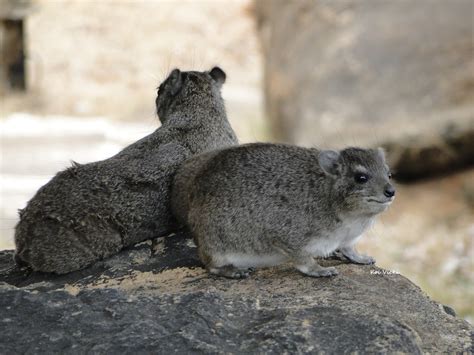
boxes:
[172,143,395,279]
[15,67,238,274]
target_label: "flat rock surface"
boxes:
[0,232,472,353]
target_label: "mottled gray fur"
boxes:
[172,143,395,278]
[14,67,238,274]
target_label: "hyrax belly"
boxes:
[304,217,375,257]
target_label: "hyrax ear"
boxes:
[318,150,340,176]
[376,147,386,162]
[168,68,183,96]
[209,66,226,87]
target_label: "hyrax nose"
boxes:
[384,185,395,198]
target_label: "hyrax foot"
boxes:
[353,255,375,265]
[339,246,376,265]
[296,265,339,278]
[208,265,254,279]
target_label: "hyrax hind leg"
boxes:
[16,218,123,274]
[195,241,254,279]
[197,247,254,279]
[208,264,254,279]
[191,213,255,279]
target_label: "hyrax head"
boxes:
[318,147,395,215]
[155,66,226,123]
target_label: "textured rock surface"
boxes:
[255,0,474,178]
[1,232,472,353]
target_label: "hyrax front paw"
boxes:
[339,247,376,265]
[297,265,339,278]
[352,254,376,265]
[344,253,376,265]
[208,265,254,279]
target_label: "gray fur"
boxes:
[14,67,238,274]
[171,143,394,279]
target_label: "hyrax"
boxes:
[14,67,238,274]
[172,143,395,279]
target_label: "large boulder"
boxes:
[383,119,474,181]
[254,0,474,178]
[1,232,472,353]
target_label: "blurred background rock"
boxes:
[0,0,472,321]
[255,0,474,179]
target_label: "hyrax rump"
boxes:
[14,67,238,274]
[172,143,395,279]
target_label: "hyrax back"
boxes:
[171,143,395,279]
[14,67,238,274]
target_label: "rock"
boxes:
[0,232,472,353]
[254,0,474,178]
[384,120,474,181]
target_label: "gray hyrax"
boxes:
[172,143,395,279]
[14,67,238,274]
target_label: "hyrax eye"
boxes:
[354,173,369,183]
[388,172,393,179]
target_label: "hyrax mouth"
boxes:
[366,198,394,204]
